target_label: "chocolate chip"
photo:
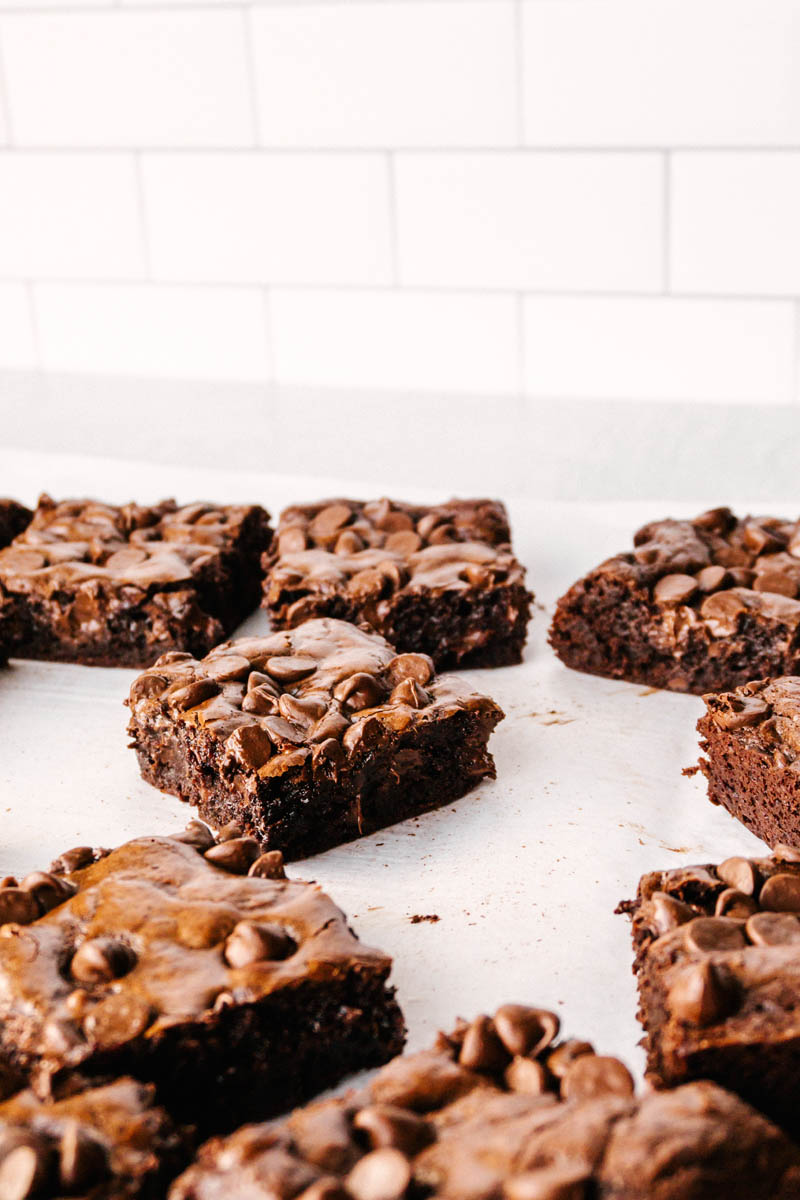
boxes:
[0,888,38,927]
[773,842,800,862]
[753,571,799,598]
[20,871,76,915]
[224,920,296,967]
[217,822,244,842]
[129,674,168,703]
[714,888,759,919]
[278,527,307,554]
[58,1122,108,1191]
[0,1138,53,1200]
[247,671,279,695]
[667,961,734,1026]
[204,838,262,874]
[494,1005,560,1059]
[335,530,364,555]
[505,1166,590,1200]
[684,916,747,953]
[710,696,769,731]
[385,654,434,687]
[347,568,387,600]
[388,679,429,708]
[49,846,96,875]
[71,937,137,984]
[759,872,800,912]
[700,590,748,637]
[353,1106,434,1156]
[169,678,220,711]
[279,693,328,726]
[310,711,350,743]
[265,656,318,683]
[227,724,274,770]
[560,1055,634,1101]
[334,673,385,711]
[650,891,694,934]
[346,1148,412,1200]
[249,851,287,880]
[242,686,279,716]
[458,1015,510,1072]
[262,715,307,746]
[545,1040,595,1079]
[310,504,352,541]
[42,1018,83,1055]
[385,531,421,555]
[172,820,216,851]
[717,857,760,896]
[205,654,252,683]
[504,1056,548,1094]
[83,994,153,1049]
[695,565,729,592]
[653,574,698,604]
[746,910,800,946]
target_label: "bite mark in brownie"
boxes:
[263,498,532,669]
[0,495,272,667]
[550,507,800,693]
[693,676,800,849]
[0,824,405,1136]
[0,1077,188,1200]
[127,618,504,860]
[170,1002,800,1200]
[619,848,800,1136]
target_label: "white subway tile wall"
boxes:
[0,0,798,402]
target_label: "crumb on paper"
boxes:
[410,913,440,924]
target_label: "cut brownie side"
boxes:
[0,825,405,1136]
[127,618,504,860]
[170,1002,800,1200]
[619,850,800,1136]
[0,495,272,667]
[550,507,800,693]
[263,498,532,669]
[694,676,800,849]
[0,499,32,549]
[0,1078,188,1200]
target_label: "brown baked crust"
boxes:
[0,824,405,1134]
[619,849,800,1135]
[694,676,800,848]
[0,1077,188,1199]
[550,507,800,693]
[127,618,504,859]
[0,495,272,667]
[262,498,532,669]
[170,1003,800,1200]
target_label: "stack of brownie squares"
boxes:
[5,490,800,1197]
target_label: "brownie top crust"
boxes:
[127,618,503,776]
[0,495,269,593]
[0,825,393,1088]
[0,1077,183,1199]
[701,675,800,766]
[171,1003,800,1200]
[585,506,800,640]
[620,849,800,1043]
[264,498,526,625]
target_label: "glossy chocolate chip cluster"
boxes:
[263,498,528,628]
[702,676,800,758]
[624,508,800,635]
[626,850,800,1028]
[128,619,502,775]
[0,495,266,588]
[0,822,393,1092]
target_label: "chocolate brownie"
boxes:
[0,495,272,667]
[693,676,800,849]
[620,848,800,1135]
[127,618,504,859]
[0,1077,187,1200]
[0,824,404,1135]
[0,499,32,549]
[170,1003,800,1200]
[550,506,800,693]
[263,498,531,669]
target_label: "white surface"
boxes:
[0,449,769,1073]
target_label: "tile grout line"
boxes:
[241,5,262,147]
[515,291,526,397]
[662,150,671,294]
[24,280,43,369]
[387,152,400,286]
[513,0,525,147]
[133,151,153,279]
[261,286,274,384]
[0,25,14,149]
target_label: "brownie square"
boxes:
[263,497,532,669]
[0,824,404,1136]
[550,506,800,693]
[0,1078,188,1199]
[0,494,272,667]
[127,618,504,860]
[171,1001,800,1200]
[619,849,800,1136]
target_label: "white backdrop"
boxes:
[1,0,800,404]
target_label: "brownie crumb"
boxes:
[409,913,440,924]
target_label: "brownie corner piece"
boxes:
[0,495,272,666]
[127,617,504,859]
[550,507,800,693]
[263,497,532,669]
[0,1077,189,1199]
[169,1001,800,1200]
[695,676,800,849]
[620,849,800,1136]
[0,824,404,1136]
